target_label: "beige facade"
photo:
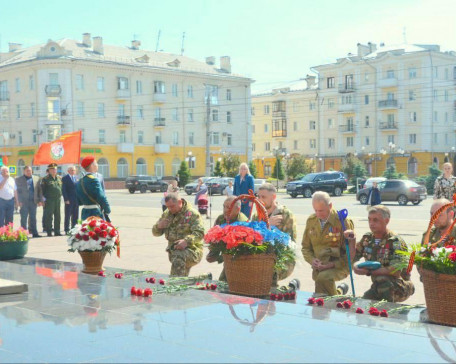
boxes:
[0,34,253,178]
[252,43,456,178]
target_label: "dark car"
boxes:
[356,179,427,205]
[125,175,168,194]
[286,171,348,198]
[184,177,213,195]
[206,177,234,195]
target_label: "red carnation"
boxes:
[75,233,82,239]
[146,278,150,283]
[82,235,89,241]
[100,223,108,230]
[100,230,108,238]
[135,289,143,296]
[315,298,325,306]
[449,252,456,262]
[159,279,165,285]
[343,300,353,309]
[284,292,290,300]
[369,307,380,316]
[270,293,277,300]
[307,297,316,304]
[380,309,389,317]
[277,294,284,301]
[93,235,99,241]
[109,230,117,238]
[336,302,344,308]
[89,220,97,228]
[81,228,87,233]
[100,241,106,246]
[130,286,137,295]
[355,307,364,314]
[150,277,156,284]
[88,231,96,238]
[210,284,217,290]
[144,288,153,297]
[290,292,296,299]
[94,227,101,234]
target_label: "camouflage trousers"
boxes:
[168,248,203,277]
[273,262,296,287]
[363,276,415,303]
[312,267,348,296]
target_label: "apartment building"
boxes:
[0,34,252,177]
[252,42,456,177]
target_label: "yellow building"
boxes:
[0,34,252,178]
[252,43,456,178]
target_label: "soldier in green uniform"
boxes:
[422,198,456,246]
[302,191,353,296]
[349,205,414,302]
[76,156,111,221]
[152,192,205,277]
[206,195,248,281]
[41,163,62,236]
[252,183,297,283]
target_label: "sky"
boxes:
[1,0,455,92]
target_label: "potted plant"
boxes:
[67,216,120,274]
[0,223,29,260]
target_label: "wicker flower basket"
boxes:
[79,251,107,275]
[223,190,276,296]
[419,267,456,326]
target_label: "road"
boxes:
[22,189,433,305]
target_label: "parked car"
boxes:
[254,179,266,194]
[356,179,427,205]
[286,171,348,198]
[363,177,387,189]
[184,177,213,195]
[125,175,168,194]
[206,177,234,195]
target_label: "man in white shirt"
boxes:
[0,166,18,227]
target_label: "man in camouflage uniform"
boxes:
[434,162,456,200]
[302,191,353,296]
[422,198,456,246]
[40,163,63,236]
[206,195,248,281]
[152,192,204,277]
[349,205,414,302]
[252,183,297,284]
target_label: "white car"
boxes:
[254,179,266,193]
[363,177,387,189]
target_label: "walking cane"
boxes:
[337,209,356,297]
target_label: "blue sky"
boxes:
[1,0,455,91]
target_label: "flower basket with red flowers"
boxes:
[67,216,120,274]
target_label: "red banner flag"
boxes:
[33,131,82,165]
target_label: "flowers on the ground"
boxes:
[67,217,120,255]
[355,307,364,314]
[0,223,28,242]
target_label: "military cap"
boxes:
[48,163,58,169]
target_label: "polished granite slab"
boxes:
[0,257,455,363]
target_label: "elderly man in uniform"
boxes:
[206,195,248,281]
[253,183,297,284]
[76,156,111,221]
[422,198,456,246]
[346,205,414,302]
[15,166,41,237]
[153,192,204,277]
[41,163,62,236]
[302,191,353,296]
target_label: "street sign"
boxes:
[8,165,16,175]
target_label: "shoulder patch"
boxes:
[87,175,95,179]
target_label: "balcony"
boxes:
[379,122,398,130]
[153,93,166,103]
[117,142,134,153]
[45,85,61,96]
[339,124,356,133]
[117,115,131,125]
[155,144,170,153]
[272,111,286,118]
[378,99,399,109]
[116,89,130,99]
[272,129,287,137]
[0,91,10,102]
[154,118,166,127]
[338,103,355,113]
[378,78,398,88]
[338,83,355,93]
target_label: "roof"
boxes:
[253,78,317,96]
[364,43,431,59]
[0,38,250,80]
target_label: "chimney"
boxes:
[357,43,370,57]
[368,42,377,53]
[82,33,91,47]
[93,36,103,54]
[205,56,215,65]
[131,40,141,50]
[220,56,231,73]
[305,74,316,88]
[8,43,22,52]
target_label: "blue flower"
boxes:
[220,221,290,246]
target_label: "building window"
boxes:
[15,78,20,93]
[173,131,179,145]
[47,99,60,121]
[138,130,144,144]
[29,75,34,90]
[409,134,416,144]
[386,157,395,169]
[227,111,231,123]
[172,108,179,121]
[445,90,449,102]
[187,85,193,98]
[172,84,178,97]
[409,90,416,101]
[434,111,438,122]
[309,120,316,130]
[264,105,270,114]
[49,73,58,86]
[252,143,256,152]
[16,105,21,119]
[76,101,84,117]
[387,135,395,144]
[47,125,61,142]
[187,157,195,170]
[365,116,370,127]
[327,77,335,88]
[445,134,449,145]
[188,132,194,145]
[293,121,298,131]
[408,157,418,175]
[310,139,316,149]
[137,105,144,119]
[434,133,438,144]
[212,109,219,122]
[294,140,298,150]
[97,77,105,91]
[119,130,126,143]
[155,131,162,144]
[365,136,370,146]
[328,138,335,149]
[327,119,333,128]
[386,70,395,78]
[309,102,316,110]
[118,104,126,117]
[264,164,271,177]
[18,131,22,145]
[154,81,165,94]
[264,124,268,133]
[211,132,220,145]
[433,89,439,101]
[434,66,438,78]
[31,103,35,117]
[387,114,395,125]
[227,134,232,146]
[98,103,105,117]
[252,125,255,133]
[187,109,194,122]
[226,89,232,101]
[251,107,255,116]
[118,77,129,90]
[364,95,369,105]
[445,112,449,123]
[32,129,37,143]
[409,111,417,122]
[136,158,147,175]
[99,129,105,143]
[76,74,84,90]
[292,102,299,112]
[364,72,369,82]
[136,80,143,94]
[445,68,449,80]
[408,67,417,79]
[79,128,85,142]
[117,158,129,178]
[328,98,334,109]
[205,84,219,105]
[154,107,162,120]
[346,137,354,147]
[265,142,270,151]
[98,158,109,178]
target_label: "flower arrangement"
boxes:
[67,217,120,256]
[204,221,296,270]
[0,223,29,242]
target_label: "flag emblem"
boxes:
[50,142,65,160]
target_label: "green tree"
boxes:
[272,157,285,180]
[286,155,313,180]
[426,164,441,194]
[248,161,257,178]
[178,161,191,187]
[213,161,223,177]
[343,156,368,185]
[382,164,406,180]
[222,153,241,177]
